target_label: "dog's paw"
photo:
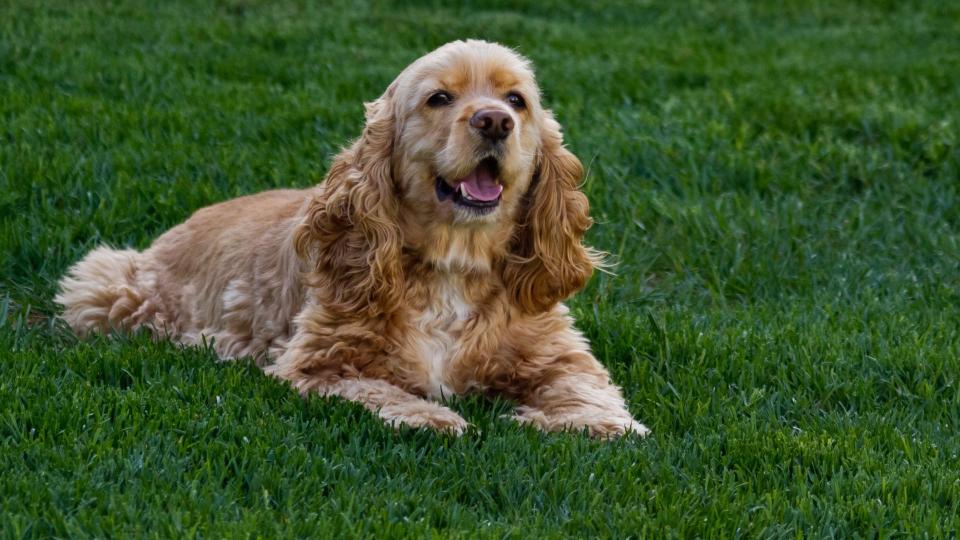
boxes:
[381,402,470,435]
[510,407,650,439]
[605,419,652,439]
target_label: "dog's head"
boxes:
[386,40,541,228]
[297,41,599,315]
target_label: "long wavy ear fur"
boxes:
[293,87,403,316]
[504,112,601,313]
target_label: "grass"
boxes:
[2,0,959,536]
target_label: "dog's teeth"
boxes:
[458,184,475,200]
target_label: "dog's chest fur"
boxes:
[407,273,474,399]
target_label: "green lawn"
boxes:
[2,0,959,536]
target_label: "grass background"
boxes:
[2,0,959,536]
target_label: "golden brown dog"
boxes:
[57,40,650,438]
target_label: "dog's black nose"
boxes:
[470,109,513,141]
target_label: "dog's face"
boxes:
[301,40,595,313]
[389,41,543,227]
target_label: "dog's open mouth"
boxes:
[435,157,502,212]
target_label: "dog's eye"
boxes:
[506,92,526,110]
[427,91,454,107]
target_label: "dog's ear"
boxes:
[293,85,403,316]
[504,111,601,313]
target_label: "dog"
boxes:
[56,40,650,438]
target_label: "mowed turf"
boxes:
[2,0,959,536]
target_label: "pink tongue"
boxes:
[455,166,502,202]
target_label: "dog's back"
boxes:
[57,188,310,361]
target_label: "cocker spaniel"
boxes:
[57,40,650,438]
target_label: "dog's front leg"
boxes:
[267,344,469,435]
[511,366,650,438]
[312,377,469,434]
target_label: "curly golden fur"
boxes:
[56,40,649,438]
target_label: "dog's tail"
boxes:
[56,246,152,336]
